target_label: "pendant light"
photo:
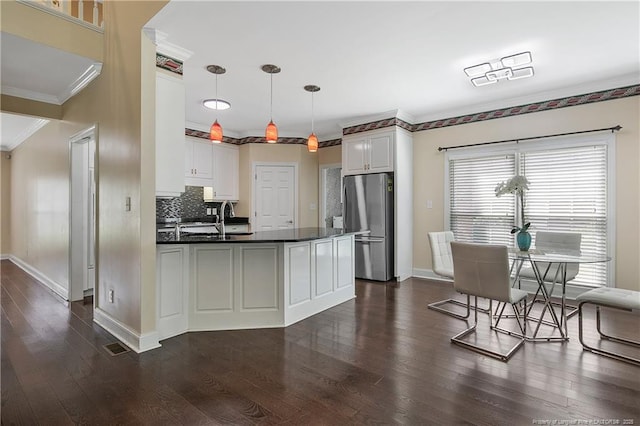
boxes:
[206,64,226,143]
[304,85,320,153]
[262,64,281,143]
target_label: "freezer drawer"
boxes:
[354,237,392,281]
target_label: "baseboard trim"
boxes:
[0,254,9,260]
[412,268,452,282]
[9,255,69,300]
[93,307,161,353]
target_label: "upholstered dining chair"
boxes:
[517,231,582,320]
[427,231,489,319]
[450,242,528,361]
[427,231,469,319]
[518,231,582,284]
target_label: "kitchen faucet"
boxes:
[215,200,235,236]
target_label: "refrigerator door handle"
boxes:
[343,183,347,226]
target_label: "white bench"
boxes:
[576,287,640,366]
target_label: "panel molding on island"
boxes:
[156,235,355,340]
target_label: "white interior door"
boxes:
[254,164,296,231]
[70,127,97,301]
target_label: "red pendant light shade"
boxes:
[307,133,318,152]
[210,120,223,143]
[265,120,278,143]
[262,64,281,144]
[206,64,226,144]
[304,84,321,153]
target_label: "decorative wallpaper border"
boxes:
[184,84,639,148]
[412,84,640,132]
[156,53,183,75]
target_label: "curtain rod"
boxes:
[437,125,622,152]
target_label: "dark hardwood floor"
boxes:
[2,259,639,425]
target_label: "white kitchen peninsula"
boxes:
[156,228,359,340]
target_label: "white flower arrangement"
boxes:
[495,175,530,234]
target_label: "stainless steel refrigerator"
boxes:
[343,173,394,281]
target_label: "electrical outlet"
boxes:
[108,289,114,303]
[206,208,212,215]
[212,208,217,215]
[427,200,433,209]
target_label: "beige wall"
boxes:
[60,1,167,333]
[2,1,167,336]
[318,145,341,165]
[8,120,84,292]
[237,143,319,227]
[1,151,11,255]
[413,96,640,291]
[1,0,103,62]
[0,95,63,120]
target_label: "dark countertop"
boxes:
[157,227,366,244]
[156,217,250,229]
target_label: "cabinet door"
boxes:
[156,73,185,196]
[192,140,213,179]
[368,133,394,173]
[212,144,239,201]
[342,137,367,175]
[157,245,189,339]
[184,139,194,177]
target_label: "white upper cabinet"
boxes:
[207,143,239,201]
[342,129,394,175]
[185,137,214,187]
[155,72,185,197]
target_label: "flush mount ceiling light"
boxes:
[262,64,281,144]
[304,85,320,153]
[464,51,534,87]
[203,99,231,110]
[206,64,226,143]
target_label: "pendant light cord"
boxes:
[270,73,274,121]
[215,73,219,121]
[311,91,315,133]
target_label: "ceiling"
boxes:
[0,112,49,151]
[1,31,103,150]
[0,32,101,105]
[146,1,639,141]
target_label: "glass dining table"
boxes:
[508,248,611,342]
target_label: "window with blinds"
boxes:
[447,142,611,288]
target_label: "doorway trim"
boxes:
[319,163,342,229]
[251,162,299,230]
[68,124,98,302]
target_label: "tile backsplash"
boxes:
[156,186,207,220]
[156,186,233,221]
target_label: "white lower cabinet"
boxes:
[156,245,189,340]
[155,235,355,339]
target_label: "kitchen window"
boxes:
[445,133,615,288]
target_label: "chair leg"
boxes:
[578,301,640,366]
[451,296,525,362]
[428,294,491,320]
[428,295,471,319]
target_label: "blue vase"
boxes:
[517,230,532,251]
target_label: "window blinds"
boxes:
[448,144,609,287]
[449,154,516,246]
[521,145,608,287]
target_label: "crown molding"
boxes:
[143,28,193,62]
[338,109,414,130]
[60,63,102,104]
[0,117,49,151]
[1,85,60,105]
